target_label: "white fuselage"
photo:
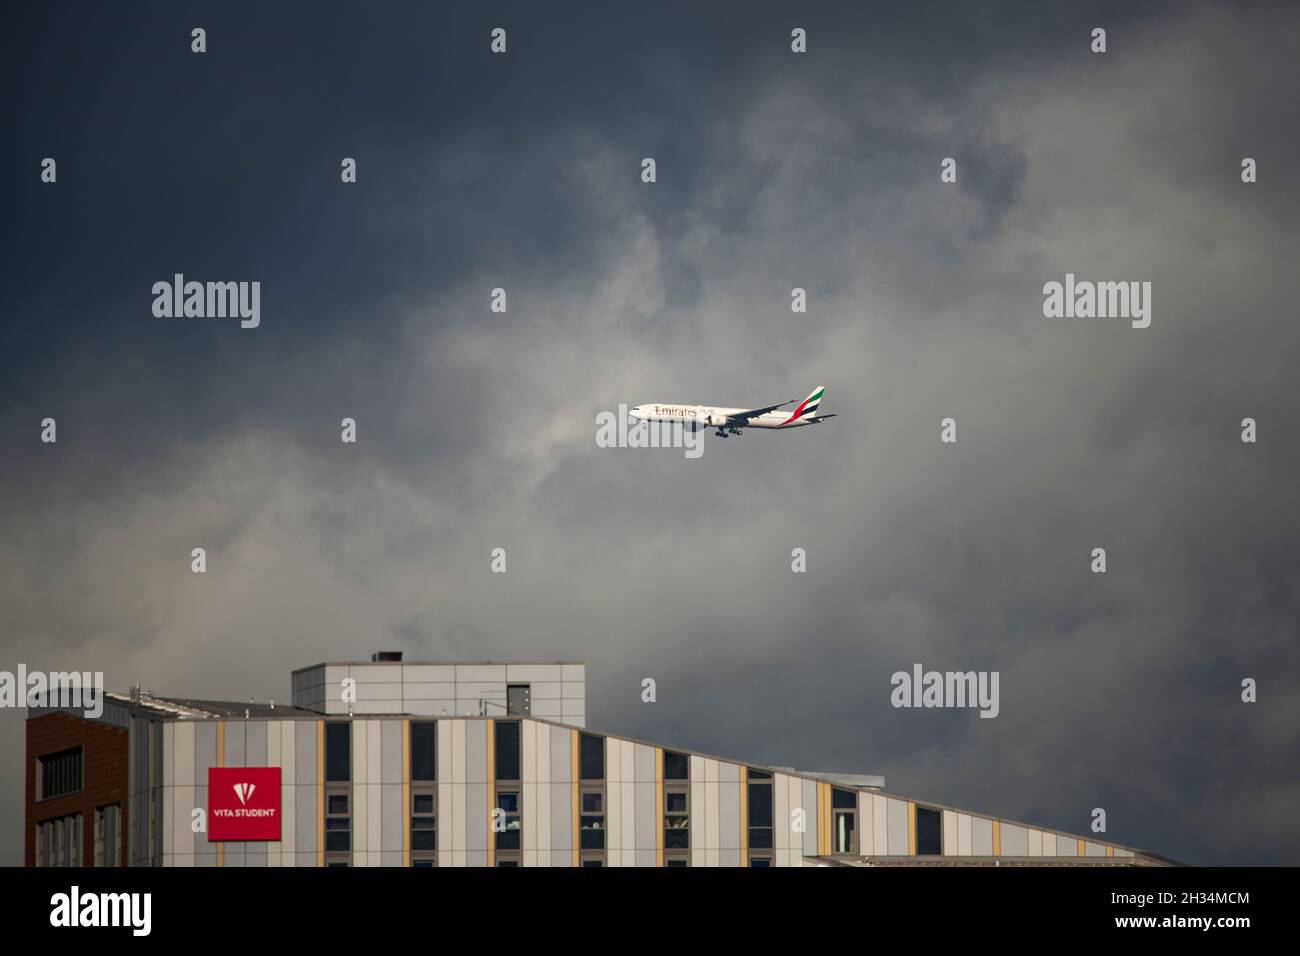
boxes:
[628,404,816,430]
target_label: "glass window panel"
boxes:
[663,751,689,780]
[325,724,350,782]
[579,734,604,780]
[748,784,773,826]
[411,722,437,781]
[494,722,521,780]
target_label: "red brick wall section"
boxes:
[25,711,129,867]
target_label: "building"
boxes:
[25,654,1172,867]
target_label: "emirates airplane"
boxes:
[628,386,835,437]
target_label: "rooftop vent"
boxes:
[372,651,403,662]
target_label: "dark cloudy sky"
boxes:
[2,1,1297,866]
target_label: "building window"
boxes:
[324,723,352,865]
[832,788,857,854]
[580,792,605,850]
[578,734,606,865]
[326,793,351,853]
[493,720,523,863]
[410,721,436,781]
[916,806,943,856]
[495,789,522,854]
[579,733,604,780]
[411,792,437,856]
[664,787,690,858]
[506,684,531,716]
[325,723,351,782]
[663,750,688,780]
[663,752,690,864]
[410,721,438,864]
[749,857,772,867]
[38,747,83,801]
[494,721,521,781]
[326,818,351,853]
[747,769,774,850]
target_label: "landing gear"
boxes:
[715,429,727,437]
[728,428,743,436]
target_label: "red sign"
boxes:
[208,767,281,841]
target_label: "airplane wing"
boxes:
[726,399,796,422]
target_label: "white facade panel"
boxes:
[455,665,507,683]
[352,700,403,715]
[505,664,566,683]
[705,772,719,861]
[942,809,959,856]
[351,665,404,683]
[278,722,295,860]
[872,794,888,856]
[401,666,456,683]
[774,774,792,852]
[957,813,972,856]
[1027,828,1043,856]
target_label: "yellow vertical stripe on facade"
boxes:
[1077,837,1085,857]
[215,722,224,868]
[816,783,823,856]
[486,719,495,868]
[315,720,324,868]
[1106,845,1114,858]
[570,729,580,867]
[992,820,1001,857]
[825,783,833,856]
[908,801,917,856]
[816,782,830,857]
[739,766,748,867]
[655,747,664,867]
[402,720,410,867]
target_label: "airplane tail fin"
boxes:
[792,385,825,421]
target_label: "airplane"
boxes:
[628,385,836,437]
